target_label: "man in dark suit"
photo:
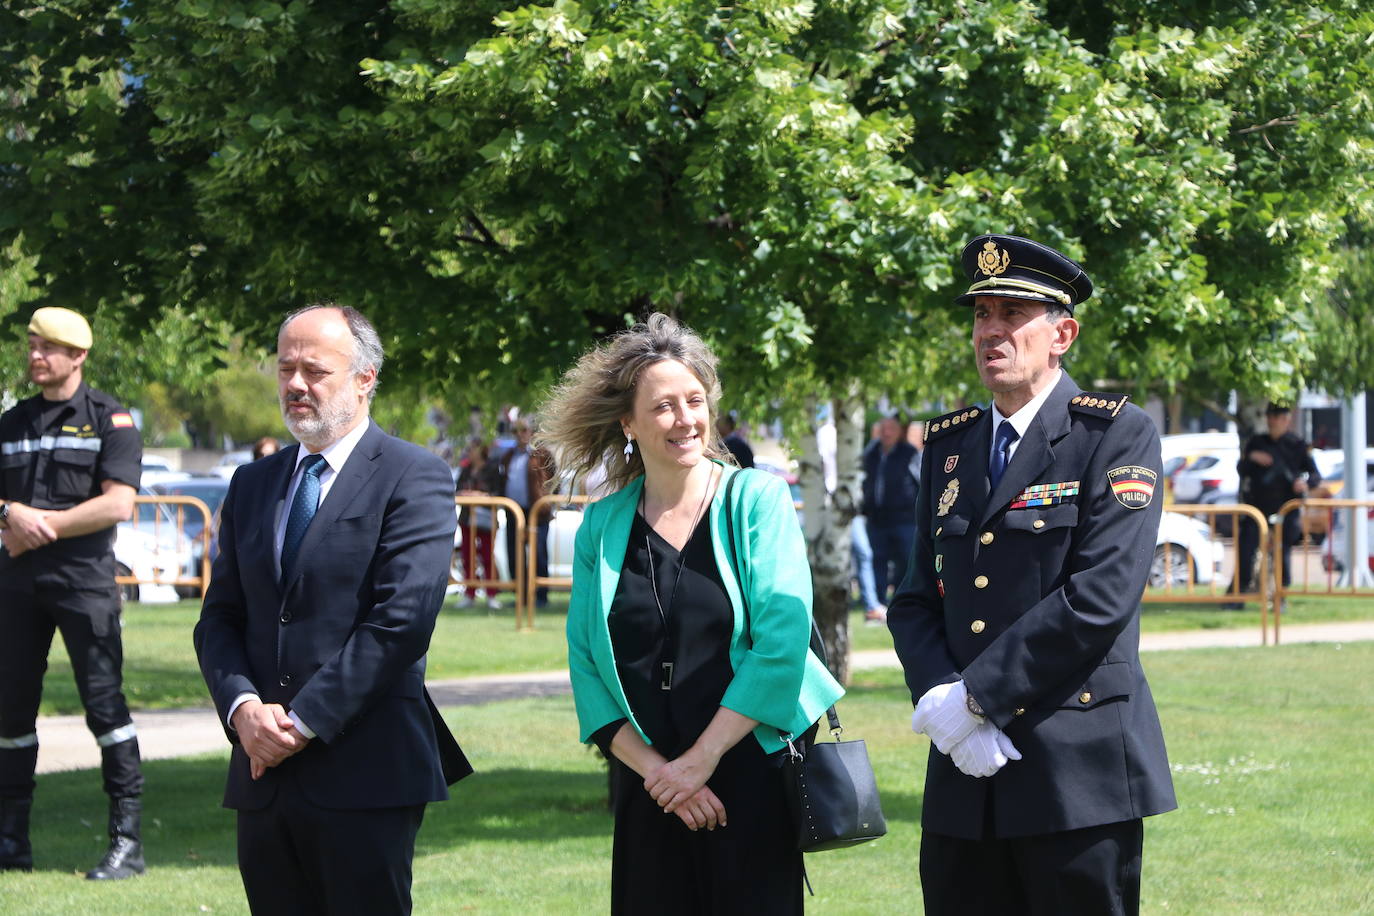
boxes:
[888,235,1175,915]
[195,304,470,915]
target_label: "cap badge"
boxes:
[976,240,1010,277]
[937,478,960,517]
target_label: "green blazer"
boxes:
[567,462,844,755]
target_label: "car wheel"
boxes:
[1148,544,1195,589]
[116,563,139,604]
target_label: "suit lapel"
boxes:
[282,421,384,593]
[960,412,994,523]
[596,477,642,619]
[261,445,299,586]
[978,372,1081,526]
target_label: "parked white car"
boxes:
[1171,449,1240,504]
[113,522,191,604]
[1150,510,1226,589]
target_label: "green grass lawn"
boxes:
[33,591,1374,716]
[9,643,1374,914]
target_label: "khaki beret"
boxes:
[28,307,93,350]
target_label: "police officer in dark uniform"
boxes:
[1231,403,1321,600]
[0,307,147,879]
[888,236,1176,915]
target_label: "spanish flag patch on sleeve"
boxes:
[1106,465,1157,509]
[110,413,134,428]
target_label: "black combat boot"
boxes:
[0,796,33,871]
[85,796,144,880]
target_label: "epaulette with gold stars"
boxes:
[924,405,985,442]
[1069,392,1129,418]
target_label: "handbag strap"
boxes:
[722,469,843,737]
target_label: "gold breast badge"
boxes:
[937,478,960,517]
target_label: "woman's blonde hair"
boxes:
[538,313,731,494]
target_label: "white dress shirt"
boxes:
[229,418,372,739]
[988,369,1062,469]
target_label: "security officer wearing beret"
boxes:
[0,308,147,879]
[888,235,1175,914]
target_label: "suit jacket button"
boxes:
[1079,691,1092,704]
[979,532,994,545]
[279,611,292,624]
[970,619,986,634]
[974,575,989,588]
[280,675,292,687]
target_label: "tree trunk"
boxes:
[799,383,865,685]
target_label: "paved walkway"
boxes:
[33,621,1374,775]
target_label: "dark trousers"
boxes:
[0,585,141,799]
[920,818,1144,916]
[1235,509,1302,593]
[236,775,426,916]
[504,518,549,606]
[868,520,916,605]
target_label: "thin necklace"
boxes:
[643,464,717,631]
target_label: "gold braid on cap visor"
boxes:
[965,276,1072,305]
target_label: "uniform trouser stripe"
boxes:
[0,734,39,750]
[95,724,137,747]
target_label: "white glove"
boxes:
[949,723,1022,778]
[911,680,981,754]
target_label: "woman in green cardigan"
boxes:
[540,313,843,914]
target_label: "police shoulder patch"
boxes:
[1107,465,1157,509]
[924,406,984,443]
[1069,391,1129,418]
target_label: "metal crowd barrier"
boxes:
[524,493,595,630]
[1271,497,1374,644]
[1143,503,1275,642]
[118,494,213,599]
[451,494,526,627]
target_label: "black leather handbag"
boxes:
[723,470,888,853]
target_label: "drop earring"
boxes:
[623,433,635,463]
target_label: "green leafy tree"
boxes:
[5,0,1374,674]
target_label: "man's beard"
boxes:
[281,389,359,447]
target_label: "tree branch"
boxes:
[1234,115,1299,135]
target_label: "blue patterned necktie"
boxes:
[281,453,327,582]
[989,420,1020,490]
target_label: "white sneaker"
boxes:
[486,597,503,609]
[456,597,475,609]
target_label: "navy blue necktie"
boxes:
[281,454,327,582]
[989,421,1019,490]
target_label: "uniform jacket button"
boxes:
[935,526,943,537]
[1013,707,1025,716]
[974,575,989,588]
[279,611,292,624]
[1033,519,1046,529]
[280,675,292,687]
[980,532,994,545]
[1079,691,1092,704]
[970,619,986,634]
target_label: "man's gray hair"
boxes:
[279,302,384,401]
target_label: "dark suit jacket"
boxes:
[888,372,1175,839]
[195,420,470,811]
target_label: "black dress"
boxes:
[595,511,803,915]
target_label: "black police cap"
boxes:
[955,234,1093,313]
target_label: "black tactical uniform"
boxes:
[0,381,145,875]
[1235,426,1320,590]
